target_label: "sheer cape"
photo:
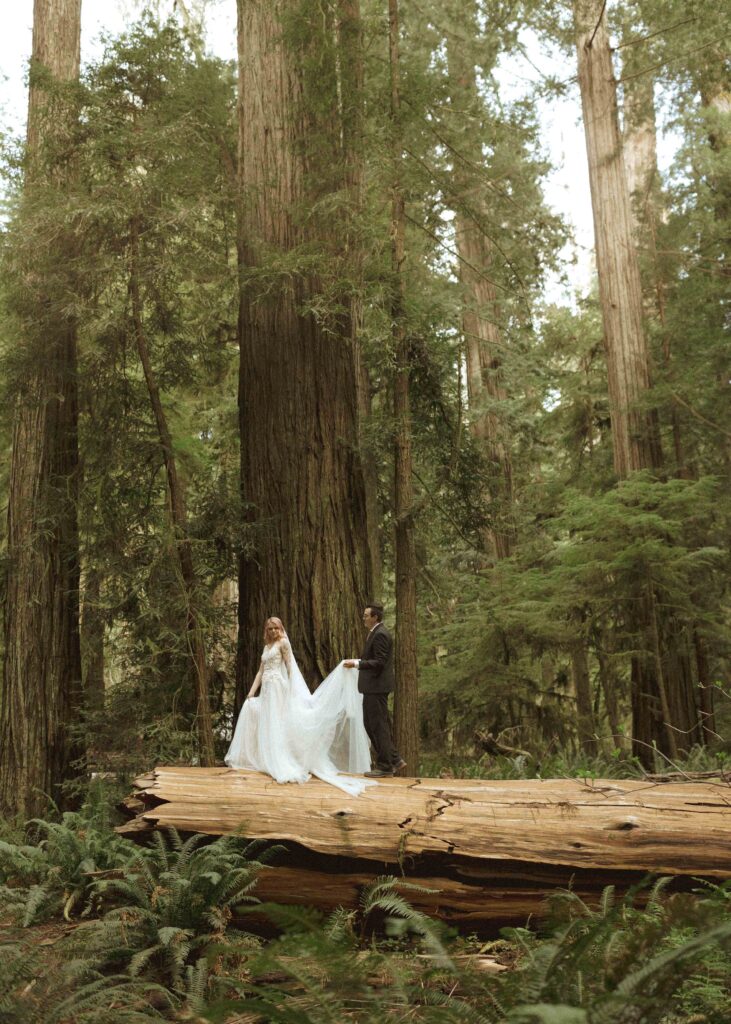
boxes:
[225,637,374,796]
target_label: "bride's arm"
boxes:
[280,636,293,677]
[247,662,263,698]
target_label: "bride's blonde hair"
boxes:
[263,616,285,643]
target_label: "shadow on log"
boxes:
[118,767,731,933]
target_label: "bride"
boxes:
[225,617,374,796]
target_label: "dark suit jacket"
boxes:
[357,623,395,694]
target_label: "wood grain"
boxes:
[120,767,731,928]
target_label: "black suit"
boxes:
[358,623,400,769]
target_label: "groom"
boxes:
[344,605,406,778]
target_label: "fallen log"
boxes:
[119,767,731,931]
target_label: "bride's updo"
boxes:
[263,616,285,643]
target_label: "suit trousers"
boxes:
[362,692,400,768]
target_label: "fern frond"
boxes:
[505,1004,588,1023]
[127,945,159,977]
[645,875,674,916]
[22,883,54,926]
[592,920,731,1023]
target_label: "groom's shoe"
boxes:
[393,758,407,773]
[365,765,394,778]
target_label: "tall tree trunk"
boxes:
[80,566,105,710]
[388,0,419,774]
[622,56,657,239]
[129,223,215,767]
[0,0,83,818]
[574,0,661,480]
[571,640,598,756]
[573,0,700,765]
[596,644,623,752]
[446,0,513,560]
[693,630,716,744]
[338,0,383,599]
[235,0,373,706]
[621,36,689,478]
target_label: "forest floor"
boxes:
[2,765,730,1022]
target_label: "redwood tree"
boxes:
[235,0,373,701]
[445,0,514,561]
[1,0,83,817]
[388,0,419,774]
[574,0,701,763]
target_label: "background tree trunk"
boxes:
[388,0,419,774]
[235,0,373,706]
[0,0,83,818]
[129,225,216,767]
[571,640,597,756]
[621,38,689,479]
[573,0,700,765]
[80,566,105,710]
[574,0,661,480]
[338,0,383,600]
[446,0,513,560]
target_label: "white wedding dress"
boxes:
[225,637,374,796]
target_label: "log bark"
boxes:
[120,767,731,930]
[0,0,83,818]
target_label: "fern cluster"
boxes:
[2,807,729,1023]
[0,812,143,925]
[67,828,272,990]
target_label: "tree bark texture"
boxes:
[574,0,661,480]
[574,0,701,765]
[0,0,83,818]
[621,42,689,479]
[121,767,731,931]
[622,53,658,240]
[338,0,383,599]
[595,643,624,751]
[388,0,419,774]
[446,1,513,560]
[80,566,105,708]
[128,227,216,767]
[235,0,374,706]
[571,641,598,756]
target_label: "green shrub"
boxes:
[76,828,272,990]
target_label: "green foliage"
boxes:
[0,944,39,1024]
[0,789,142,926]
[76,828,270,990]
[0,943,175,1024]
[195,876,731,1024]
[1,798,730,1023]
[419,468,730,759]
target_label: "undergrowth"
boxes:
[0,785,729,1022]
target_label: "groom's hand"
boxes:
[343,660,358,668]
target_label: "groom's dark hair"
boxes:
[367,603,384,621]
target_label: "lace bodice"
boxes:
[261,640,289,680]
